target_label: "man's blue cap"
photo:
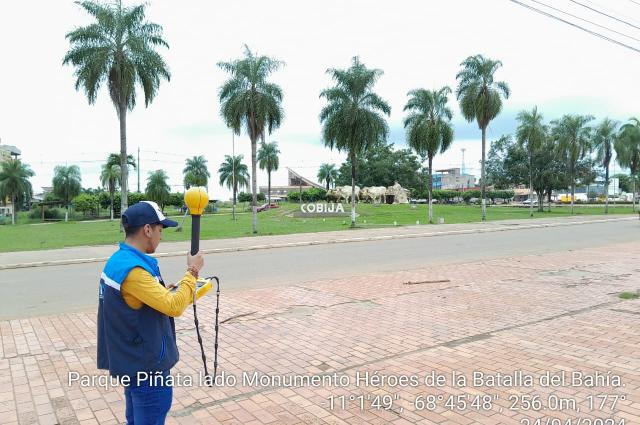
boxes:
[122,201,178,228]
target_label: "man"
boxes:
[97,201,204,424]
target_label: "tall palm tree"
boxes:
[218,45,284,233]
[53,165,82,208]
[516,107,547,218]
[218,155,249,219]
[63,0,170,217]
[320,56,391,227]
[616,118,640,212]
[100,163,120,220]
[0,159,34,225]
[551,114,593,214]
[317,163,338,190]
[145,170,170,210]
[455,54,510,221]
[183,155,210,189]
[592,118,618,214]
[404,87,454,224]
[100,153,136,220]
[257,141,280,208]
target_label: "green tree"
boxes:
[73,193,99,217]
[183,155,210,189]
[257,141,280,208]
[403,87,454,224]
[455,54,510,221]
[218,45,284,233]
[616,118,640,211]
[317,163,338,190]
[0,159,34,225]
[320,56,391,227]
[218,155,249,219]
[516,107,547,217]
[100,153,136,220]
[551,114,593,214]
[592,118,618,213]
[53,165,82,208]
[63,0,170,217]
[145,170,170,210]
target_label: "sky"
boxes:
[1,0,640,200]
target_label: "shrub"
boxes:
[462,190,482,203]
[287,191,301,202]
[73,193,100,216]
[29,207,64,220]
[166,192,184,207]
[237,192,265,203]
[301,188,327,202]
[128,192,147,205]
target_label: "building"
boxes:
[259,168,324,200]
[433,168,476,190]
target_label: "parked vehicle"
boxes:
[257,203,279,212]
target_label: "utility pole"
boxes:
[461,148,466,175]
[137,146,140,193]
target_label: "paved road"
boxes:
[1,219,637,319]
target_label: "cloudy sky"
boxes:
[1,0,639,199]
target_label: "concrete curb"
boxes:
[0,216,635,270]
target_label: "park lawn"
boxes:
[0,203,635,253]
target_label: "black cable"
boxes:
[529,0,640,42]
[631,0,640,7]
[569,0,640,30]
[509,0,640,53]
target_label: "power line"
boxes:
[508,0,640,53]
[568,0,640,30]
[630,0,640,7]
[529,0,640,42]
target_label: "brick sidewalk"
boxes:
[1,241,639,424]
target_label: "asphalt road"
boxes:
[1,220,637,320]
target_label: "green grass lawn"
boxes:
[0,203,635,253]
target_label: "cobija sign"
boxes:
[298,203,346,216]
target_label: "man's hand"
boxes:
[187,251,204,273]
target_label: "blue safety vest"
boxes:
[97,243,179,378]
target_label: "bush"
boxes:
[237,192,265,203]
[128,192,147,205]
[301,188,327,202]
[73,193,100,217]
[0,216,11,225]
[29,207,64,220]
[462,190,482,203]
[167,192,184,207]
[287,191,301,202]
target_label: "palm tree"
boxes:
[218,155,249,220]
[218,45,284,233]
[53,165,82,208]
[257,141,280,209]
[320,56,391,227]
[516,107,547,218]
[183,155,210,189]
[616,118,640,211]
[404,87,454,224]
[592,118,618,214]
[551,114,593,214]
[0,159,34,225]
[100,153,136,220]
[455,54,510,221]
[317,163,338,190]
[145,170,170,210]
[100,163,120,220]
[63,0,170,218]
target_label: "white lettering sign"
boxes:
[300,203,345,214]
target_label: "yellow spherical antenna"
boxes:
[184,187,209,216]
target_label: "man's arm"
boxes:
[121,267,196,317]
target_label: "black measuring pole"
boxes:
[190,215,201,255]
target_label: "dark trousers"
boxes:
[124,374,172,425]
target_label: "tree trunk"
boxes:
[11,194,16,225]
[109,190,114,221]
[547,190,552,212]
[350,152,357,228]
[251,138,258,233]
[267,171,271,209]
[537,190,544,212]
[232,182,237,221]
[326,179,329,191]
[119,102,128,226]
[633,179,636,213]
[604,163,609,214]
[481,126,487,222]
[428,155,433,224]
[570,164,575,215]
[529,151,533,218]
